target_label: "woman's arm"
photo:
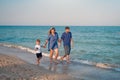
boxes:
[44,40,48,48]
[44,35,50,48]
[58,39,61,47]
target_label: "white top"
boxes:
[35,44,42,53]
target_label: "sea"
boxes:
[0,26,120,71]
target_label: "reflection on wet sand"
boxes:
[48,62,70,74]
[62,63,69,74]
[48,63,58,72]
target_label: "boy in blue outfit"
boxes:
[60,27,73,63]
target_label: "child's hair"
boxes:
[36,39,40,43]
[65,26,70,30]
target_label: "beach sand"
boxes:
[0,45,120,80]
[0,54,80,80]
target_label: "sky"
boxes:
[0,0,120,26]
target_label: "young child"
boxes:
[60,27,73,63]
[34,39,42,65]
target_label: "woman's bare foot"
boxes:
[54,60,59,64]
[67,61,71,64]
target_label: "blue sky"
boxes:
[0,0,120,26]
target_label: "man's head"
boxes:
[65,26,70,33]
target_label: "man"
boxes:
[60,26,73,63]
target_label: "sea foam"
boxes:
[0,43,120,72]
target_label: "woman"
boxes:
[44,27,59,63]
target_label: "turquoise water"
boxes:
[0,26,120,67]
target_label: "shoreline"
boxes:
[0,43,120,71]
[0,54,79,80]
[0,44,120,80]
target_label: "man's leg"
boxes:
[66,46,71,63]
[61,54,67,60]
[61,46,68,61]
[66,55,70,63]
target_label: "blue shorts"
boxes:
[64,45,71,55]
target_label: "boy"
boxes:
[34,39,42,65]
[60,26,73,63]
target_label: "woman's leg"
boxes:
[50,49,54,63]
[54,48,59,61]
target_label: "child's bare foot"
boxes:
[36,63,39,65]
[36,60,40,65]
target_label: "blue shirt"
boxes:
[61,32,72,47]
[47,32,59,51]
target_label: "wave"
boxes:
[79,41,120,46]
[0,43,120,72]
[72,59,120,72]
[0,43,61,59]
[0,43,49,57]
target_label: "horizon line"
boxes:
[0,25,120,27]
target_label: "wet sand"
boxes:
[0,45,120,80]
[0,54,79,80]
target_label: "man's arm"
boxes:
[71,38,74,48]
[59,33,64,47]
[70,32,74,48]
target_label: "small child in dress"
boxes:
[34,39,42,65]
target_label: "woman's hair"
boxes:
[48,27,56,35]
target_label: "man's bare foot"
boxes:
[61,57,63,60]
[60,57,63,61]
